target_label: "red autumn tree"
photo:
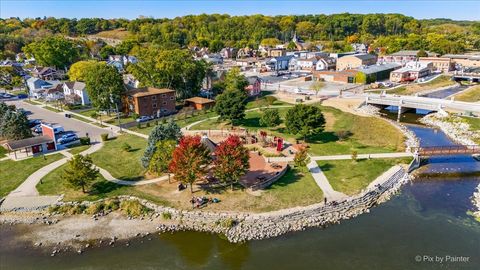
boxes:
[213,135,250,190]
[169,135,211,193]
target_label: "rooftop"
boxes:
[127,87,175,97]
[185,97,215,104]
[357,63,401,74]
[4,136,54,151]
[390,50,438,57]
[64,81,86,91]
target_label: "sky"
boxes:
[1,1,479,21]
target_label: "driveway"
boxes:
[6,100,111,141]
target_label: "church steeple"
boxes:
[292,31,298,43]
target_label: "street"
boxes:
[6,100,111,140]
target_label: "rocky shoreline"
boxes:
[1,166,411,250]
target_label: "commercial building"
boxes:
[356,63,402,84]
[124,87,176,117]
[390,61,433,83]
[419,57,455,72]
[336,54,377,71]
[441,54,480,68]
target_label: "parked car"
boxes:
[17,94,28,99]
[52,125,65,134]
[28,119,42,128]
[33,124,42,134]
[135,116,152,123]
[57,133,78,144]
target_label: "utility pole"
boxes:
[116,102,122,133]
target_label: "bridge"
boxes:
[413,145,480,156]
[364,94,480,120]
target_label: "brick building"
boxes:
[124,87,176,117]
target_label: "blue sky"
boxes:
[1,1,479,21]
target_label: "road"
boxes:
[6,100,110,140]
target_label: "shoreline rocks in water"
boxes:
[420,112,479,146]
[1,167,412,248]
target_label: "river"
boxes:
[1,124,479,270]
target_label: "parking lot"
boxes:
[6,100,110,142]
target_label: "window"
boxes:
[162,101,167,105]
[170,96,174,100]
[161,94,166,98]
[152,95,156,100]
[153,103,157,108]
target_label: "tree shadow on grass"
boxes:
[89,180,122,196]
[238,117,261,128]
[267,168,301,189]
[318,163,334,172]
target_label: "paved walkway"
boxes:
[306,159,347,201]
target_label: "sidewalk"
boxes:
[268,152,413,163]
[306,159,347,201]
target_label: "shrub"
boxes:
[100,133,109,141]
[104,199,120,211]
[79,137,91,145]
[161,118,167,124]
[265,95,277,106]
[162,212,172,220]
[85,202,105,215]
[121,142,132,152]
[220,218,236,228]
[120,200,152,217]
[146,122,150,127]
[351,150,358,161]
[137,122,141,129]
[131,113,139,120]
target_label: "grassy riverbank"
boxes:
[0,154,64,197]
[454,85,480,102]
[191,105,405,155]
[317,158,411,195]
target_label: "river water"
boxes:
[1,125,479,270]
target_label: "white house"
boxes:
[63,81,90,105]
[26,77,61,99]
[45,85,64,101]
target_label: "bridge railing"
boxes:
[413,145,480,156]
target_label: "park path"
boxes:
[306,159,347,201]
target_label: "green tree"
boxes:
[127,47,206,99]
[0,104,31,140]
[285,104,325,141]
[224,68,248,92]
[260,108,281,127]
[310,81,325,97]
[214,89,248,124]
[23,36,80,68]
[416,49,428,58]
[355,72,367,84]
[67,60,105,81]
[260,38,281,47]
[84,64,125,112]
[294,146,310,169]
[62,154,99,193]
[296,21,316,39]
[99,45,116,59]
[148,139,176,177]
[141,120,181,168]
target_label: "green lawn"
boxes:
[37,163,169,205]
[191,105,405,155]
[0,147,6,157]
[0,154,64,197]
[89,134,147,181]
[67,144,91,155]
[71,114,93,123]
[245,91,290,109]
[317,158,412,195]
[455,85,480,102]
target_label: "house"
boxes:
[203,54,223,65]
[26,77,61,99]
[355,63,402,84]
[441,54,480,68]
[378,50,439,65]
[315,57,336,71]
[63,81,90,105]
[45,84,64,102]
[351,43,368,54]
[107,60,125,72]
[124,87,176,117]
[295,58,318,70]
[390,61,433,83]
[123,74,140,89]
[336,54,377,71]
[184,97,215,110]
[267,55,294,71]
[220,47,236,59]
[31,67,63,80]
[245,76,262,96]
[419,57,455,72]
[267,48,286,57]
[108,55,138,66]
